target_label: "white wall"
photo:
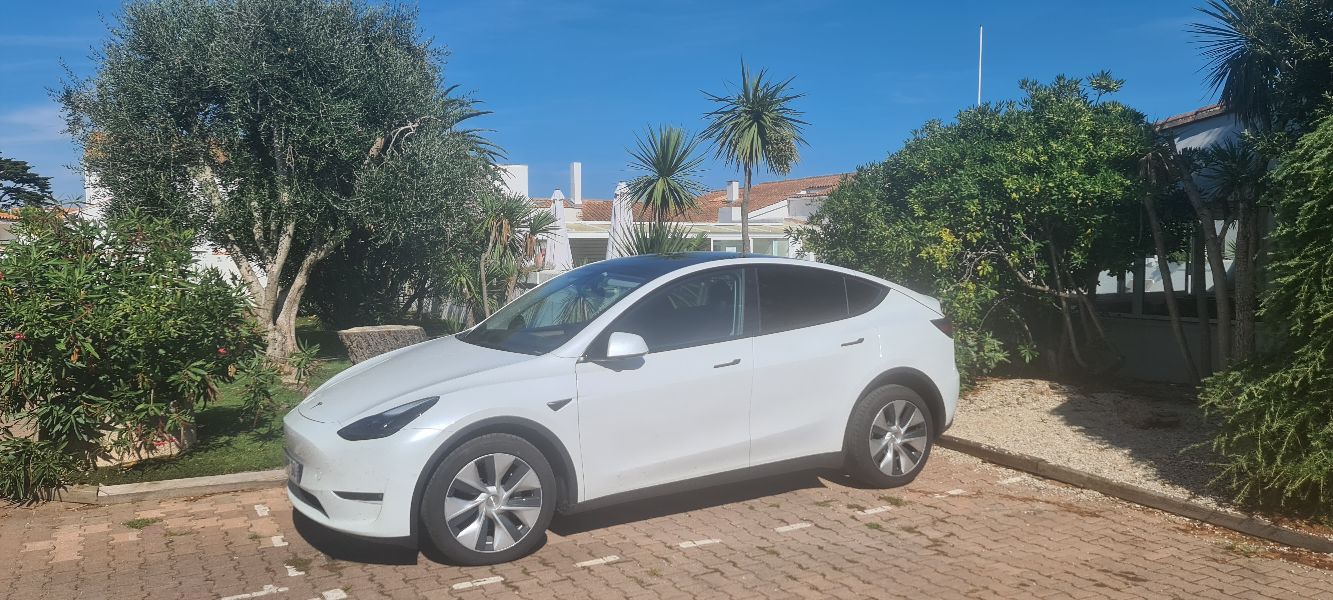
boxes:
[499,164,530,198]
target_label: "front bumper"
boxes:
[283,410,444,538]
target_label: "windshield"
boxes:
[459,264,655,355]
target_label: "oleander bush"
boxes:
[1198,114,1333,515]
[0,209,260,502]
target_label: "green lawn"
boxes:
[74,320,353,486]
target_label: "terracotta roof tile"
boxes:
[1156,103,1228,130]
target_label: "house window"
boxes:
[752,237,790,257]
[711,239,743,253]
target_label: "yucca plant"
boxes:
[626,126,707,223]
[476,192,560,316]
[703,62,807,251]
[614,222,706,256]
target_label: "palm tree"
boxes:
[619,126,708,255]
[1201,139,1267,360]
[702,62,807,252]
[626,126,706,223]
[476,192,558,318]
[1192,0,1281,128]
[614,222,706,257]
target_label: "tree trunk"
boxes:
[1045,239,1090,370]
[741,166,752,254]
[478,247,491,317]
[1169,141,1232,367]
[1232,196,1258,360]
[268,239,337,370]
[1192,231,1213,375]
[1143,193,1199,382]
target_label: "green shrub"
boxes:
[0,438,79,503]
[236,353,281,427]
[1199,114,1333,514]
[288,341,321,392]
[0,209,260,501]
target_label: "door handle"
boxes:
[841,338,865,347]
[713,358,742,368]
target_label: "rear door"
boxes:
[748,265,889,465]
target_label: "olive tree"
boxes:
[59,0,494,362]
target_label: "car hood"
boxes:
[297,335,531,424]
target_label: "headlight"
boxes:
[337,397,439,441]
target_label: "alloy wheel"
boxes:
[444,452,543,552]
[868,399,928,476]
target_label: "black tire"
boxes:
[843,384,934,488]
[421,433,557,565]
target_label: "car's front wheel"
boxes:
[843,384,934,487]
[421,433,556,565]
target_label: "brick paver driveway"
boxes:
[3,449,1330,599]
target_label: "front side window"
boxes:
[460,265,651,355]
[613,269,745,353]
[757,265,848,333]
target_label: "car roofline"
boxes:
[544,254,907,359]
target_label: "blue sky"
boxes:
[2,1,1218,202]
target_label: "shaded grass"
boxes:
[72,317,456,487]
[75,358,351,486]
[74,318,353,486]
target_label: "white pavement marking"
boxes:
[451,577,504,590]
[678,539,721,548]
[254,504,271,517]
[774,522,811,533]
[320,590,348,600]
[220,585,289,600]
[574,555,620,568]
[858,506,892,515]
[269,535,288,547]
[932,489,967,498]
[998,476,1025,485]
[284,565,305,577]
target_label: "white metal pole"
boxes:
[977,25,984,106]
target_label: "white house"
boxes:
[514,162,846,269]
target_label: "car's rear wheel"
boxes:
[843,384,934,487]
[421,433,556,565]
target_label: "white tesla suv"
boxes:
[284,253,958,564]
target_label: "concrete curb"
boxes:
[938,434,1333,554]
[60,469,286,506]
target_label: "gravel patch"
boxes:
[951,378,1232,511]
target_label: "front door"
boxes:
[575,267,753,500]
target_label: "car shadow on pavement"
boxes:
[288,468,850,565]
[291,511,421,565]
[549,469,838,536]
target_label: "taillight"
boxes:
[931,318,953,338]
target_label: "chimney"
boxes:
[727,180,739,204]
[570,162,583,204]
[499,164,529,198]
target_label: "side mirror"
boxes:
[604,332,649,360]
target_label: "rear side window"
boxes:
[757,265,848,333]
[846,276,889,317]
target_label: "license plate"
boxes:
[285,452,303,484]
